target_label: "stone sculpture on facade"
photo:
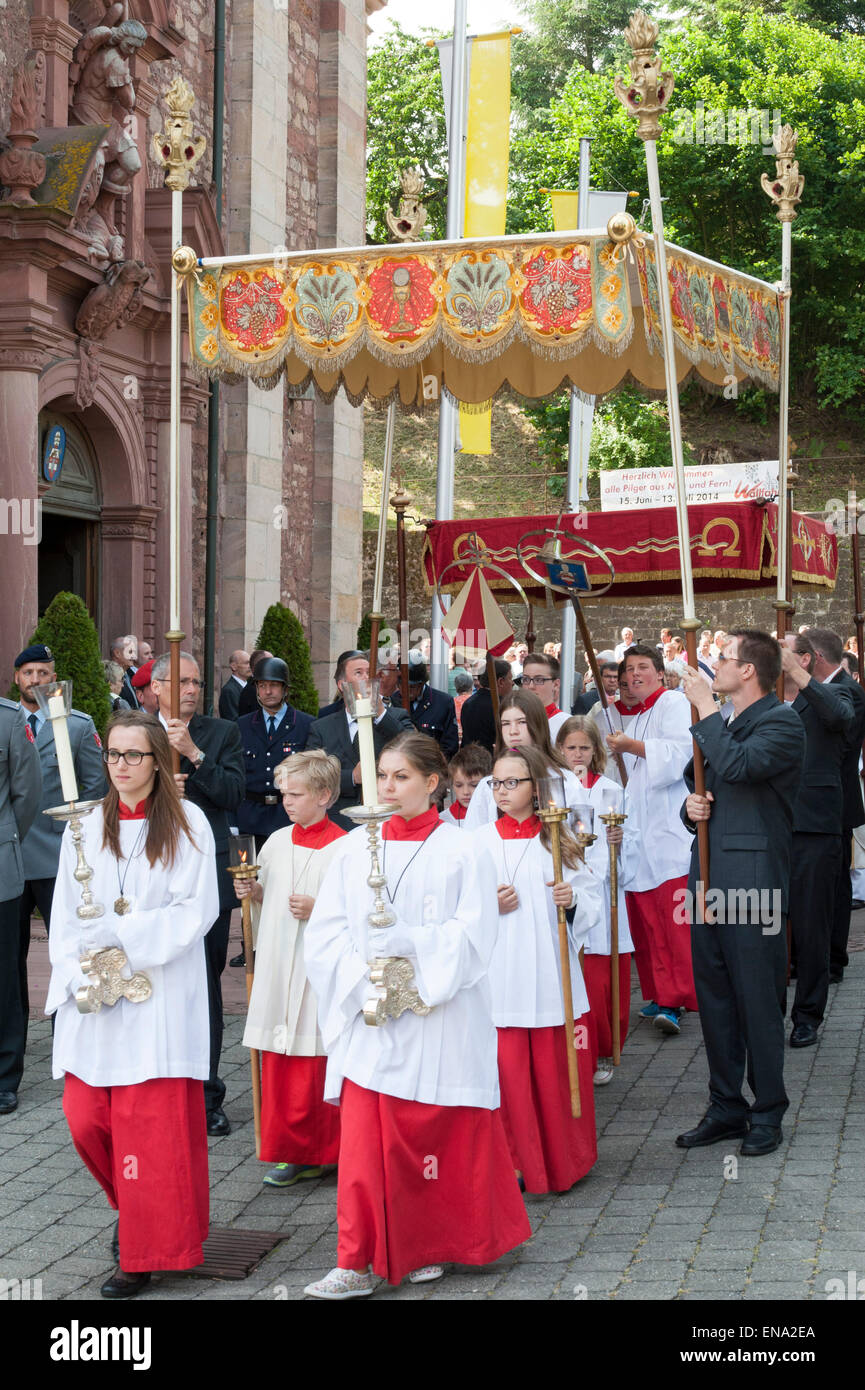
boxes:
[75,257,151,406]
[0,51,47,206]
[69,2,147,266]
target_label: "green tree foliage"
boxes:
[22,592,111,736]
[367,23,448,243]
[255,604,319,716]
[522,385,697,484]
[510,13,865,407]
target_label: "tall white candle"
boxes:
[48,690,79,804]
[354,696,378,806]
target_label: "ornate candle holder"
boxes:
[536,771,581,1118]
[43,800,105,921]
[571,803,597,861]
[227,834,260,970]
[344,802,432,1027]
[76,947,152,1014]
[599,787,627,1066]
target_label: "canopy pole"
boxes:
[431,0,468,693]
[368,402,396,662]
[560,137,592,712]
[155,79,206,761]
[615,11,709,900]
[761,125,803,686]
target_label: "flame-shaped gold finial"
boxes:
[613,10,675,142]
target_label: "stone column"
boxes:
[310,0,368,695]
[220,0,289,662]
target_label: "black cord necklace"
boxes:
[114,817,148,916]
[381,822,442,906]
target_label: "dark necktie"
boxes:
[267,717,275,738]
[28,713,38,737]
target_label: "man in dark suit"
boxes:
[389,653,458,757]
[317,648,361,720]
[676,630,805,1157]
[151,651,245,1136]
[307,651,412,830]
[0,697,41,1115]
[459,658,513,757]
[218,649,250,720]
[236,657,313,842]
[807,628,865,981]
[781,633,854,1046]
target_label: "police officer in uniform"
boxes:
[236,656,314,843]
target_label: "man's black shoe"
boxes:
[740,1125,783,1156]
[675,1115,748,1149]
[206,1108,231,1137]
[851,898,864,910]
[0,1092,18,1115]
[229,951,246,968]
[100,1268,151,1299]
[829,969,844,984]
[790,1022,819,1048]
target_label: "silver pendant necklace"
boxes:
[114,818,148,915]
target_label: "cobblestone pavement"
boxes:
[2,914,863,1303]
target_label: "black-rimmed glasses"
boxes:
[491,777,533,791]
[103,750,157,766]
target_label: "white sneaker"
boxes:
[593,1059,614,1085]
[408,1264,444,1284]
[303,1267,374,1300]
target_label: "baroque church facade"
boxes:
[0,0,378,697]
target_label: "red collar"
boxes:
[448,799,468,821]
[614,685,665,716]
[118,798,150,821]
[383,806,442,841]
[495,813,540,840]
[293,818,346,848]
[545,703,562,718]
[580,769,600,789]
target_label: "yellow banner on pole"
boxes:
[459,32,511,453]
[547,190,580,233]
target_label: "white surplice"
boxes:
[304,822,500,1109]
[463,764,586,831]
[570,773,637,955]
[46,802,218,1087]
[242,824,345,1055]
[471,823,602,1027]
[599,691,693,891]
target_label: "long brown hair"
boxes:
[379,731,449,799]
[555,715,607,774]
[496,689,569,772]
[101,710,196,867]
[493,744,582,870]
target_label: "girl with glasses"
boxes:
[46,710,219,1300]
[302,732,529,1298]
[556,717,638,1086]
[472,743,602,1194]
[462,689,584,830]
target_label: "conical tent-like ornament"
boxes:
[440,568,515,659]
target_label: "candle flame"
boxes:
[239,850,247,864]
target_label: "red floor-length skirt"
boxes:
[336,1080,531,1284]
[260,1053,340,1165]
[496,1020,597,1194]
[63,1073,209,1273]
[626,876,698,1012]
[584,952,633,1065]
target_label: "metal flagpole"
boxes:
[559,137,592,712]
[431,0,468,692]
[761,126,803,677]
[615,12,709,897]
[154,79,206,765]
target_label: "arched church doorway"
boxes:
[37,413,101,625]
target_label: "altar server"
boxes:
[46,710,218,1299]
[235,750,345,1187]
[442,743,491,827]
[556,716,637,1083]
[463,689,585,830]
[302,732,530,1298]
[473,744,602,1193]
[602,644,696,1033]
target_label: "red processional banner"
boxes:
[422,501,837,603]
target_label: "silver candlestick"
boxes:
[43,800,105,920]
[344,803,432,1026]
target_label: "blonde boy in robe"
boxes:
[235,750,345,1187]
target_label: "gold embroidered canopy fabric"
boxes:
[185,232,782,407]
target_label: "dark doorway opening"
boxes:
[38,512,99,619]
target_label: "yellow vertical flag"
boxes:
[458,32,511,455]
[548,190,580,233]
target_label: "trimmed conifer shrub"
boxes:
[22,592,112,736]
[256,603,319,715]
